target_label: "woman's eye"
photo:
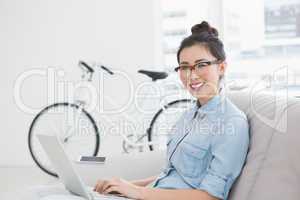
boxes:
[196,62,209,68]
[180,66,190,71]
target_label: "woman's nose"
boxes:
[190,69,200,79]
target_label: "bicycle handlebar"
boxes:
[78,61,94,73]
[100,65,114,75]
[78,60,114,75]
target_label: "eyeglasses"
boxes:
[174,60,221,72]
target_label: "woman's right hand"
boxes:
[93,178,144,199]
[94,179,106,193]
[94,175,157,193]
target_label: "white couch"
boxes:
[15,91,300,200]
[228,91,300,200]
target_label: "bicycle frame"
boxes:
[72,61,190,150]
[61,62,96,142]
[121,75,191,151]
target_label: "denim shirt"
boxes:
[152,94,249,200]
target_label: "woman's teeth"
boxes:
[190,82,204,90]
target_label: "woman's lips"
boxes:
[189,82,204,91]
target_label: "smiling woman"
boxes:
[176,21,227,105]
[94,21,250,200]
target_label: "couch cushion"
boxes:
[227,90,300,200]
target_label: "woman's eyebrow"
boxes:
[180,59,208,65]
[179,61,189,65]
[194,58,208,63]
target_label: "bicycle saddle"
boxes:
[138,70,168,81]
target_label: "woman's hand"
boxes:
[94,177,144,199]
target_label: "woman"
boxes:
[94,21,249,200]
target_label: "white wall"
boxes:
[0,0,162,166]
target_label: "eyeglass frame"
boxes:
[174,60,221,72]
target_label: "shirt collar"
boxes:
[195,93,226,114]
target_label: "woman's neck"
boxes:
[198,85,223,106]
[198,93,219,106]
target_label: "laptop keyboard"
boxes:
[87,187,129,200]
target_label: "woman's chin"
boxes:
[190,90,206,99]
[189,86,203,95]
[189,89,214,100]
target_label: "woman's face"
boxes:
[178,44,226,104]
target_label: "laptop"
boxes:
[36,134,130,200]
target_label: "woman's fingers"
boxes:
[94,180,106,193]
[94,178,124,195]
[102,179,119,193]
[103,185,121,196]
[96,178,142,199]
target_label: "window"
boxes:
[159,0,300,97]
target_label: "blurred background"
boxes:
[1,0,300,197]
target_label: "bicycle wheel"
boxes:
[147,99,195,151]
[28,102,100,177]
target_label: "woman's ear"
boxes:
[218,61,227,76]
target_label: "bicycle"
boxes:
[121,69,194,153]
[28,61,195,177]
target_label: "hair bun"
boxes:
[191,21,219,37]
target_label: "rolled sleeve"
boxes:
[198,114,250,199]
[198,170,231,199]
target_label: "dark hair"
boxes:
[176,21,226,63]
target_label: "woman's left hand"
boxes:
[96,177,144,199]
